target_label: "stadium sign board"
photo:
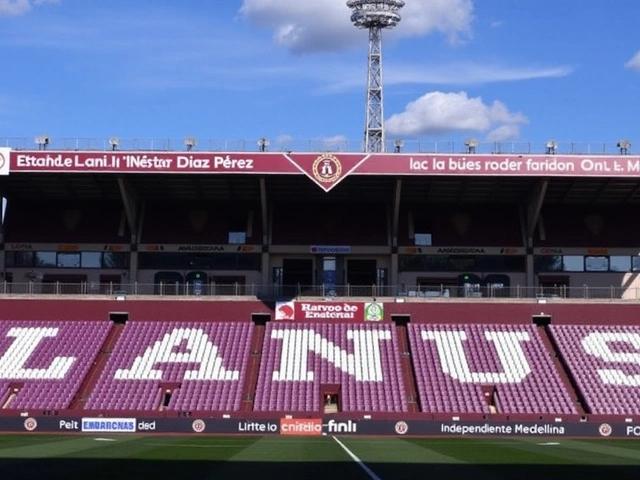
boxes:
[5,416,640,438]
[275,301,384,322]
[9,150,640,192]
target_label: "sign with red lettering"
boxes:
[275,301,384,322]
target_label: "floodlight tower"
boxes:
[347,0,404,153]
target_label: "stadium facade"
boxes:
[1,142,640,437]
[1,144,640,299]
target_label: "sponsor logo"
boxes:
[57,244,81,252]
[440,423,565,436]
[9,243,32,251]
[625,426,640,436]
[137,421,156,431]
[0,151,5,170]
[280,418,322,436]
[599,423,612,437]
[500,248,519,254]
[24,418,38,432]
[587,248,608,255]
[275,301,295,320]
[436,247,486,254]
[394,421,409,435]
[177,245,225,252]
[192,419,206,433]
[238,421,278,433]
[81,418,136,433]
[312,154,342,184]
[326,419,357,434]
[59,420,80,430]
[364,302,383,322]
[540,248,563,254]
[310,245,351,254]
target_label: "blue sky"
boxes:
[1,0,640,153]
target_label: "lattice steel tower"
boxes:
[347,0,404,153]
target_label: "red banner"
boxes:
[358,154,640,177]
[9,150,640,192]
[10,151,301,174]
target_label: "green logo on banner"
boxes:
[364,302,384,322]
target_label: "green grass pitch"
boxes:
[0,434,638,479]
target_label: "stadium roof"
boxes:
[2,172,640,205]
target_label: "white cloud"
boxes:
[318,62,573,94]
[624,50,640,71]
[0,0,58,16]
[386,91,528,139]
[239,0,473,53]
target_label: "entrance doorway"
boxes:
[281,259,314,296]
[537,276,569,298]
[346,259,381,296]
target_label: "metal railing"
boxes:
[1,137,634,156]
[0,281,638,301]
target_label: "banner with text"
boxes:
[275,301,384,322]
[5,416,640,438]
[10,151,640,192]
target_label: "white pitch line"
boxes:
[332,436,382,480]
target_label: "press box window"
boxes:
[57,252,81,268]
[585,256,608,272]
[228,231,246,244]
[563,256,584,272]
[414,233,432,246]
[609,256,630,272]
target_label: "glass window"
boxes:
[585,256,608,272]
[563,256,584,272]
[102,252,129,269]
[82,252,102,268]
[633,257,640,271]
[414,233,432,246]
[609,256,631,272]
[228,231,246,244]
[534,255,563,272]
[57,252,81,268]
[5,251,35,268]
[35,251,56,267]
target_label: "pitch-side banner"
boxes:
[10,151,640,192]
[6,416,640,438]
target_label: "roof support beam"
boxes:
[259,178,269,247]
[117,177,140,244]
[526,179,548,243]
[391,178,402,248]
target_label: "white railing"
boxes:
[0,281,637,301]
[0,137,633,156]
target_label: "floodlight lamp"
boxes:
[545,140,557,154]
[257,138,270,152]
[617,140,631,154]
[35,135,49,150]
[184,137,197,151]
[109,137,119,150]
[464,137,478,154]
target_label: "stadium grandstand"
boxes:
[0,137,640,438]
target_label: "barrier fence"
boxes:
[0,281,638,300]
